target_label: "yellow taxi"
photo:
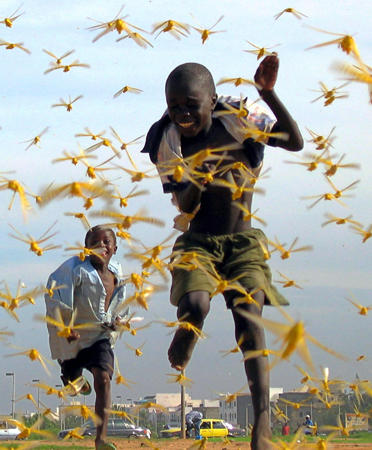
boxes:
[160,419,229,439]
[199,419,228,438]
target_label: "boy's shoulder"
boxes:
[49,256,84,276]
[141,113,171,163]
[108,258,123,278]
[216,94,276,125]
[50,256,123,279]
[141,95,276,164]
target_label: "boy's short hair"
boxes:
[165,62,216,97]
[84,225,116,247]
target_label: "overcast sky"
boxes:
[0,0,371,416]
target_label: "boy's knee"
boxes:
[239,337,256,352]
[177,291,210,324]
[92,368,111,390]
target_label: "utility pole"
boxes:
[32,379,40,429]
[32,379,40,410]
[6,372,15,419]
[55,384,63,430]
[180,369,185,439]
[116,395,122,410]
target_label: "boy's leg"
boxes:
[168,291,210,370]
[229,290,272,450]
[91,367,111,449]
[59,358,83,387]
[59,361,91,396]
[82,339,115,450]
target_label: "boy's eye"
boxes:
[169,102,198,110]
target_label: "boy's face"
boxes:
[86,229,117,265]
[166,79,217,138]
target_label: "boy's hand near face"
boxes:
[254,54,278,92]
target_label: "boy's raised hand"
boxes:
[67,329,80,343]
[103,316,127,331]
[254,53,279,92]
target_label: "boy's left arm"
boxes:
[254,54,303,151]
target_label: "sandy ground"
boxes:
[23,439,372,449]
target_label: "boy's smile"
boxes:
[166,80,217,138]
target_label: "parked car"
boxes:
[199,419,228,438]
[0,420,21,440]
[160,419,229,439]
[58,418,151,439]
[223,422,246,437]
[160,426,181,438]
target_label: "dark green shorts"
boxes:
[170,228,288,308]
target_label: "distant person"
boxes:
[304,415,313,426]
[186,410,203,439]
[44,225,128,450]
[282,422,290,435]
[303,414,314,435]
[142,55,303,449]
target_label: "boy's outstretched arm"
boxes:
[254,54,304,151]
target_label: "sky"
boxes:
[0,0,371,416]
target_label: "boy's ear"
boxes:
[211,93,218,109]
[114,245,117,254]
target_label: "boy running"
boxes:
[45,225,127,450]
[142,55,303,449]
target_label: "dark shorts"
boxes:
[170,228,289,308]
[60,339,114,382]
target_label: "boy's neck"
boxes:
[90,258,110,273]
[181,118,224,157]
[181,119,215,147]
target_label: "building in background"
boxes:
[220,388,283,429]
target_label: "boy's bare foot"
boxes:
[95,439,116,450]
[168,327,199,370]
[251,411,272,450]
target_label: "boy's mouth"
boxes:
[95,247,108,258]
[177,120,195,129]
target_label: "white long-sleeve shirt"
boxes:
[44,256,127,361]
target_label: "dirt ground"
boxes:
[29,440,372,449]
